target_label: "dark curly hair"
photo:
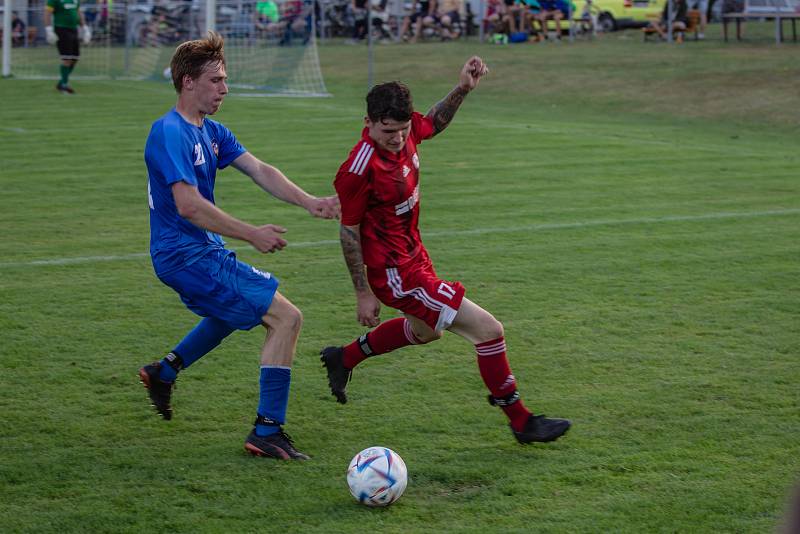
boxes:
[366,81,413,123]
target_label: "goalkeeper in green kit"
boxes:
[44,0,91,93]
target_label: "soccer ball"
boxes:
[346,446,407,507]
[163,67,172,80]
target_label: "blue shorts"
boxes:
[158,249,279,331]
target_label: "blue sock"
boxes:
[158,317,235,382]
[255,366,291,437]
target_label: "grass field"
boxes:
[1,29,799,533]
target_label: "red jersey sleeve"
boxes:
[334,158,371,226]
[411,112,435,143]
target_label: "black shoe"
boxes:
[138,361,174,420]
[320,346,351,404]
[245,429,310,460]
[56,83,75,94]
[512,414,571,444]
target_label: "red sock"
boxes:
[476,337,532,432]
[342,318,419,369]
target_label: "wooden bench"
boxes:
[722,11,799,42]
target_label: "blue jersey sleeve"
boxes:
[147,119,199,186]
[211,121,247,169]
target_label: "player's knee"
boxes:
[286,305,304,334]
[265,301,303,334]
[481,316,504,342]
[415,328,443,344]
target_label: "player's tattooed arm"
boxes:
[340,224,370,293]
[428,57,488,135]
[340,223,381,326]
[426,85,469,135]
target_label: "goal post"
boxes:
[1,0,329,96]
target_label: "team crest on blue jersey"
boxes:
[212,141,219,157]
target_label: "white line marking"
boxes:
[0,209,797,270]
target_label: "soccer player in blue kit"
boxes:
[139,32,339,460]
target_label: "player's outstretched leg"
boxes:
[244,415,310,460]
[138,318,235,420]
[321,317,429,403]
[488,396,571,443]
[450,298,571,444]
[138,361,175,420]
[320,346,351,404]
[478,337,571,444]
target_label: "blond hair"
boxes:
[169,31,225,93]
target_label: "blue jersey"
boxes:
[145,109,246,276]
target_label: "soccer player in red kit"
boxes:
[321,56,571,444]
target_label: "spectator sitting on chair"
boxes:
[689,0,707,38]
[368,0,392,41]
[12,12,27,46]
[579,0,599,34]
[537,0,570,40]
[436,0,463,39]
[349,0,369,41]
[401,0,434,42]
[519,0,544,40]
[278,0,309,45]
[418,0,441,38]
[647,0,688,41]
[254,0,282,39]
[503,0,523,33]
[484,0,513,36]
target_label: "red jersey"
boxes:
[335,112,436,269]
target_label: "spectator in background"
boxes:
[347,0,390,42]
[418,0,440,38]
[368,0,393,41]
[436,0,463,39]
[11,12,27,46]
[400,0,434,42]
[689,0,707,38]
[537,0,567,40]
[484,0,514,36]
[519,0,544,40]
[503,0,522,33]
[278,0,310,44]
[578,0,599,34]
[349,0,369,41]
[647,0,688,41]
[254,0,282,39]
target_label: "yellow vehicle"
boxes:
[590,0,666,31]
[530,0,665,33]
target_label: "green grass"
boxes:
[1,29,799,533]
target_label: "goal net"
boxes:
[2,0,329,96]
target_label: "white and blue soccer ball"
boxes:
[163,66,172,80]
[346,446,407,507]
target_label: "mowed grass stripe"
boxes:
[0,207,796,269]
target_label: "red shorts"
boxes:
[367,249,466,332]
